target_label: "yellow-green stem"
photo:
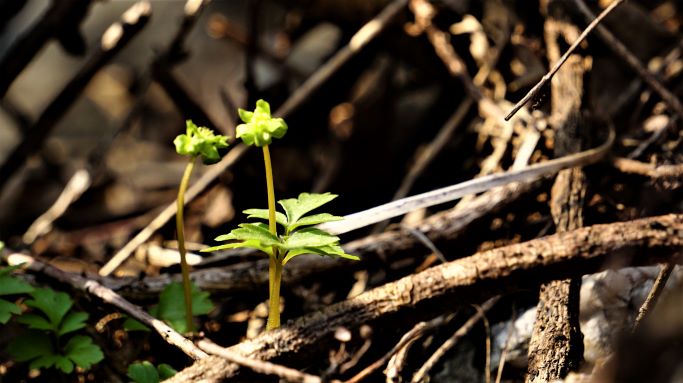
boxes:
[176,156,196,333]
[262,145,281,329]
[266,259,282,330]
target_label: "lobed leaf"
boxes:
[25,288,73,329]
[283,244,360,265]
[288,213,343,232]
[278,193,338,227]
[157,363,178,380]
[63,335,104,371]
[243,208,287,227]
[128,361,159,383]
[0,268,34,296]
[58,311,89,337]
[201,240,273,257]
[154,282,214,333]
[18,313,53,331]
[7,330,54,362]
[0,298,20,324]
[283,228,340,249]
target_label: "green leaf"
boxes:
[123,316,150,332]
[283,228,340,249]
[278,193,338,226]
[235,99,288,147]
[174,120,229,164]
[0,298,21,324]
[201,239,273,256]
[25,288,72,329]
[58,311,89,337]
[32,354,73,373]
[155,282,214,333]
[243,209,288,227]
[283,244,360,265]
[288,213,343,232]
[0,269,34,295]
[157,363,177,380]
[217,223,281,247]
[7,330,54,362]
[128,361,159,383]
[63,335,104,370]
[18,313,54,331]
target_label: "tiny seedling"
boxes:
[7,287,104,373]
[149,281,214,334]
[0,262,34,324]
[173,120,228,333]
[204,100,358,330]
[127,361,177,383]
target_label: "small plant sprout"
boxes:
[173,120,228,333]
[203,100,358,330]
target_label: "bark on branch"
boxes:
[167,214,683,382]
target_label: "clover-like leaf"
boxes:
[25,288,73,329]
[63,335,104,371]
[236,99,288,147]
[153,282,214,333]
[278,193,338,227]
[174,120,229,164]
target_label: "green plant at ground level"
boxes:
[173,120,228,333]
[204,99,358,330]
[127,361,177,383]
[149,281,214,334]
[0,263,34,323]
[7,287,104,373]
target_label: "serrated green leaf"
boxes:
[200,240,273,256]
[32,354,73,373]
[283,244,360,265]
[25,288,72,328]
[128,361,159,383]
[0,298,21,324]
[155,282,214,333]
[123,317,150,332]
[243,209,288,227]
[157,363,177,380]
[288,213,343,232]
[283,228,340,249]
[218,223,281,247]
[7,330,54,362]
[0,271,34,295]
[63,335,104,370]
[58,311,88,337]
[235,99,288,147]
[278,193,338,226]
[18,313,54,331]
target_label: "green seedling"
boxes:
[203,100,358,330]
[7,287,104,373]
[0,262,34,324]
[173,120,228,333]
[127,361,177,383]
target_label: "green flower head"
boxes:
[174,120,229,164]
[236,99,288,147]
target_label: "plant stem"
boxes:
[262,145,281,330]
[177,156,196,333]
[267,257,282,330]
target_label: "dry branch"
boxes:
[167,214,683,382]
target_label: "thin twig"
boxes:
[504,0,624,120]
[4,252,208,360]
[411,297,499,383]
[632,263,675,331]
[573,0,683,121]
[22,169,91,244]
[99,143,247,276]
[345,316,447,383]
[612,157,683,178]
[473,304,492,383]
[198,339,329,383]
[495,310,516,383]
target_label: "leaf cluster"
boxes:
[236,99,288,147]
[127,361,177,383]
[174,120,229,164]
[149,282,214,334]
[203,193,358,264]
[7,287,104,373]
[0,263,34,324]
